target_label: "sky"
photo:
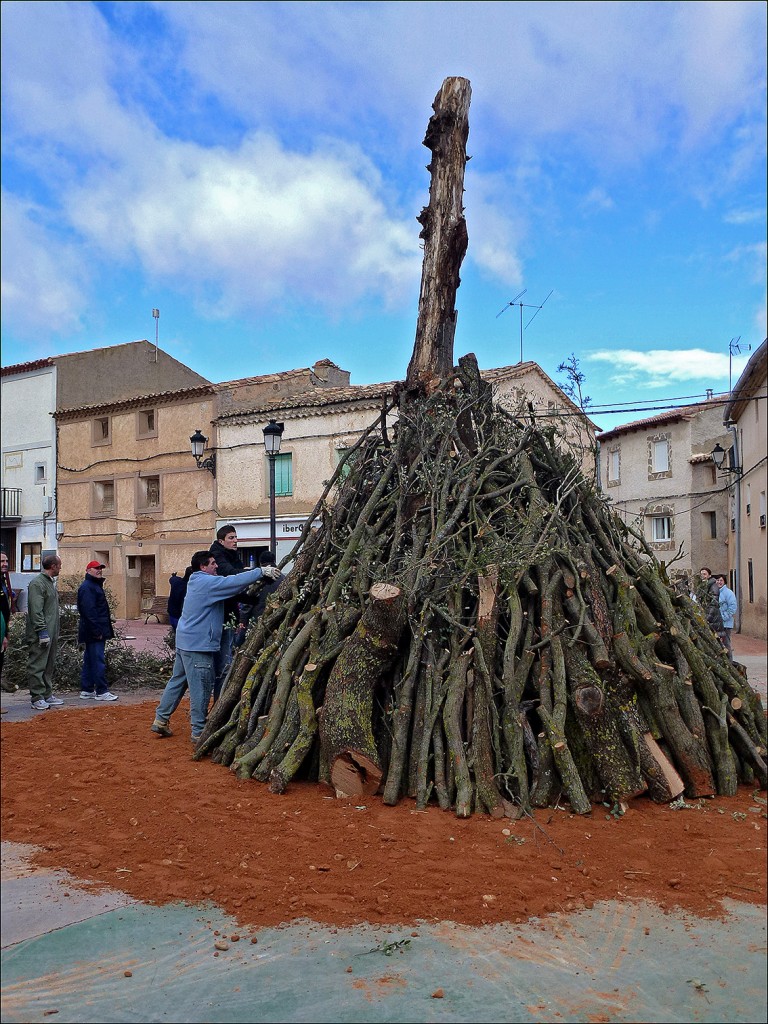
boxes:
[1,1,766,430]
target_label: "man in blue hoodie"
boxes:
[151,549,280,743]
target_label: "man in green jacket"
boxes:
[25,553,65,710]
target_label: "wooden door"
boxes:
[140,557,156,612]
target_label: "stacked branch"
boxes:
[195,358,766,817]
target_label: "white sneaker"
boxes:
[31,699,50,710]
[80,691,96,699]
[46,694,65,706]
[95,692,119,702]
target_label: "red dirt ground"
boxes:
[1,701,765,930]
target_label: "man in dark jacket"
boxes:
[209,525,245,700]
[77,561,118,701]
[167,567,193,630]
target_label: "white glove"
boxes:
[38,631,51,647]
[262,566,282,580]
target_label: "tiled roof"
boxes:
[216,359,345,390]
[217,381,397,421]
[55,384,217,419]
[215,361,599,428]
[1,357,55,376]
[598,397,728,441]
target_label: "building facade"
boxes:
[722,340,767,638]
[597,401,732,584]
[55,386,218,619]
[214,360,598,566]
[0,360,58,603]
[1,340,211,609]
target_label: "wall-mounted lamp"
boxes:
[710,443,741,475]
[190,428,216,477]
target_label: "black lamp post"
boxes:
[190,428,216,476]
[710,443,740,476]
[263,420,284,557]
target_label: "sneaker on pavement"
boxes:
[80,691,96,699]
[151,719,173,737]
[95,692,119,702]
[31,699,50,710]
[46,694,65,706]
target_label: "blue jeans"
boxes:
[155,649,215,738]
[81,641,108,695]
[213,627,234,701]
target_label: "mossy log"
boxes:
[320,583,405,798]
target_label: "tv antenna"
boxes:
[728,336,750,394]
[496,289,553,363]
[152,308,160,363]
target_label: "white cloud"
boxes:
[725,241,768,285]
[581,187,615,213]
[0,193,88,336]
[587,348,750,388]
[154,1,767,167]
[724,208,765,225]
[63,133,420,315]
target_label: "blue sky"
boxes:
[1,1,765,429]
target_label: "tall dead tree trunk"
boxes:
[406,76,470,392]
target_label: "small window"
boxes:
[760,492,766,529]
[92,416,111,446]
[651,516,672,542]
[652,440,669,474]
[137,475,161,511]
[702,510,717,539]
[93,480,115,514]
[607,448,620,483]
[748,559,754,603]
[268,453,293,497]
[137,408,157,439]
[34,462,47,484]
[21,542,42,571]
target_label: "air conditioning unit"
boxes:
[43,496,54,514]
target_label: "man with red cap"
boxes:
[77,561,118,701]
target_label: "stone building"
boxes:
[597,400,732,583]
[722,339,767,638]
[1,340,208,605]
[52,359,357,616]
[54,384,218,619]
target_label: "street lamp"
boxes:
[190,428,216,476]
[710,443,740,476]
[263,420,285,557]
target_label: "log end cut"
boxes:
[331,751,383,799]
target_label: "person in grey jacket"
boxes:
[716,574,738,661]
[150,549,280,742]
[25,554,65,710]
